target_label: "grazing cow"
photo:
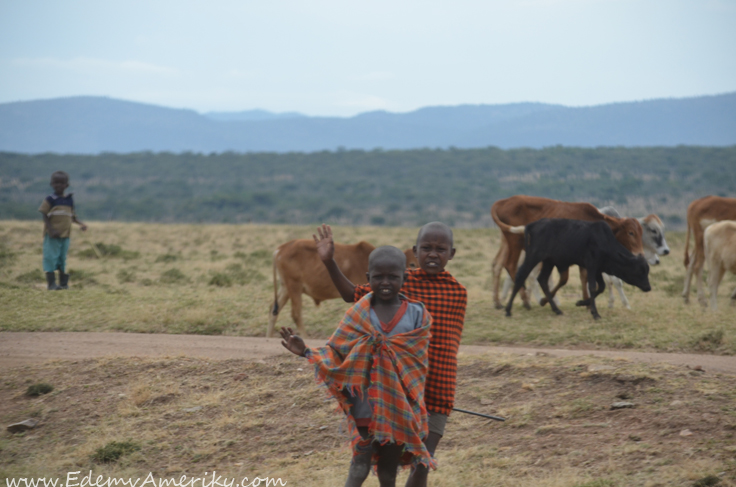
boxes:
[504,219,651,320]
[266,239,417,337]
[704,220,736,310]
[491,195,645,309]
[682,196,736,305]
[501,208,670,309]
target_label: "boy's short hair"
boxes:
[368,246,406,272]
[51,171,69,183]
[416,221,454,247]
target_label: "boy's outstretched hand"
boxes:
[280,327,307,357]
[313,224,335,263]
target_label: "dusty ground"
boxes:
[1,350,735,487]
[2,332,736,374]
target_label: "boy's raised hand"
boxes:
[313,224,335,263]
[280,327,307,357]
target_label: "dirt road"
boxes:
[1,331,735,374]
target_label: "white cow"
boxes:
[501,207,670,309]
[704,220,736,310]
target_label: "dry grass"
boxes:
[0,220,735,353]
[1,354,734,486]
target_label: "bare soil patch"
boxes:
[1,352,735,486]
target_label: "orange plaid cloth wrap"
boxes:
[355,269,467,416]
[305,294,434,468]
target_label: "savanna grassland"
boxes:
[2,220,736,487]
[0,220,734,353]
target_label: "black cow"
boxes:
[504,218,651,319]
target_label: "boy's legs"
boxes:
[57,238,70,289]
[404,412,447,487]
[43,235,62,290]
[375,442,403,487]
[345,427,372,487]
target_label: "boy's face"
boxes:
[367,260,407,302]
[413,230,455,275]
[50,176,69,196]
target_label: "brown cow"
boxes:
[266,239,417,337]
[490,195,644,309]
[682,196,736,305]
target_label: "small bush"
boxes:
[116,269,136,284]
[694,329,724,351]
[209,273,233,287]
[26,383,54,397]
[16,269,44,283]
[90,441,141,463]
[160,268,188,284]
[68,269,98,285]
[155,253,180,263]
[0,243,15,268]
[78,243,139,260]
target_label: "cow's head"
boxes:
[611,217,644,256]
[638,214,670,265]
[615,252,651,292]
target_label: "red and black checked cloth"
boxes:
[355,269,467,415]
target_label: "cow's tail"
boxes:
[509,225,525,234]
[491,200,514,233]
[684,220,691,268]
[271,249,280,315]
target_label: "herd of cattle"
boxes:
[265,195,736,336]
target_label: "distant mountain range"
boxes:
[0,93,734,154]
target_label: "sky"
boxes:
[1,0,735,117]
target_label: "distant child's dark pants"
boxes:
[43,235,70,273]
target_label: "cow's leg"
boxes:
[505,255,540,317]
[501,274,513,302]
[730,285,736,307]
[540,268,569,306]
[694,250,708,307]
[527,262,544,305]
[682,251,696,303]
[707,263,725,311]
[604,273,616,308]
[266,279,291,338]
[491,240,509,309]
[504,239,532,310]
[579,267,590,303]
[537,262,563,316]
[282,280,305,336]
[584,270,604,319]
[614,276,630,309]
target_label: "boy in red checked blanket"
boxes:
[315,222,467,487]
[281,245,433,487]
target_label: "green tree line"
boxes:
[1,146,734,228]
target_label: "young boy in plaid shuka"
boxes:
[315,222,467,487]
[281,246,433,487]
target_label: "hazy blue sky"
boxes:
[1,0,734,116]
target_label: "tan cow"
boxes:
[704,220,736,310]
[490,195,644,309]
[682,196,736,305]
[266,239,417,337]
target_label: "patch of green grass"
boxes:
[155,253,180,263]
[68,269,98,286]
[116,269,136,284]
[0,243,15,268]
[208,273,233,287]
[90,440,141,463]
[25,383,53,396]
[160,268,189,284]
[15,269,44,283]
[78,243,140,260]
